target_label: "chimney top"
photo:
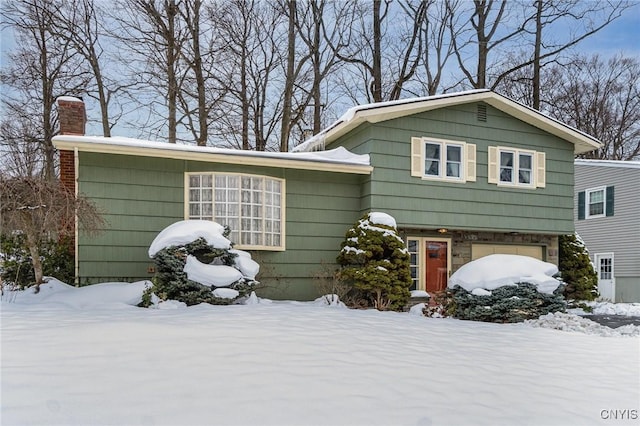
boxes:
[56,96,83,104]
[57,96,86,136]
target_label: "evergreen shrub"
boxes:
[558,234,598,301]
[0,233,74,289]
[444,282,566,323]
[150,231,257,306]
[336,212,412,311]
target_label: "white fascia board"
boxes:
[320,90,601,155]
[52,136,373,175]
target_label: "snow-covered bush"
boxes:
[558,233,598,301]
[446,283,566,323]
[1,233,74,290]
[148,220,259,306]
[336,212,412,311]
[443,254,566,323]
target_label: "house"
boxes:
[574,159,640,302]
[53,90,601,300]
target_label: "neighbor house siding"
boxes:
[77,152,365,300]
[575,163,640,302]
[332,103,575,234]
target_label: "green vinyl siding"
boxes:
[77,152,364,300]
[333,102,576,234]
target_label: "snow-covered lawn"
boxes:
[2,281,639,426]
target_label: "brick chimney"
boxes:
[56,97,85,194]
[57,96,86,135]
[56,97,86,284]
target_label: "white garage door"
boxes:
[471,244,543,261]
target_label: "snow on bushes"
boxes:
[442,254,566,323]
[148,220,259,306]
[336,212,412,311]
[448,254,562,294]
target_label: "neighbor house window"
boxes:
[577,186,614,220]
[489,146,545,188]
[587,188,605,217]
[411,137,476,183]
[186,173,285,250]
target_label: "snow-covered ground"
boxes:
[2,280,639,426]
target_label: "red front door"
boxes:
[426,241,448,293]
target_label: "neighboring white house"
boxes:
[574,159,640,302]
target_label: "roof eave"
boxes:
[52,136,373,175]
[322,90,601,154]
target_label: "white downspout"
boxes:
[74,147,79,286]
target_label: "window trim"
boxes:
[184,172,286,251]
[585,186,606,219]
[488,146,545,189]
[411,137,476,183]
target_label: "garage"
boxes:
[471,243,543,261]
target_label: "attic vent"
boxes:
[477,104,487,122]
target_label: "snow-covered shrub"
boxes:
[0,233,74,290]
[148,220,259,306]
[444,254,566,323]
[336,212,412,311]
[558,234,598,301]
[446,283,566,323]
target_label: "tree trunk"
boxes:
[166,0,178,144]
[190,0,207,146]
[280,0,296,152]
[371,0,383,102]
[532,0,543,110]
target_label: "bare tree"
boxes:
[330,0,426,103]
[451,0,630,102]
[409,0,461,96]
[503,0,630,109]
[110,0,187,143]
[279,0,297,152]
[544,55,640,160]
[55,0,131,137]
[292,0,349,140]
[213,0,287,151]
[0,175,104,288]
[1,0,90,180]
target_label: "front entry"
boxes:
[595,253,615,301]
[407,237,451,293]
[426,241,448,293]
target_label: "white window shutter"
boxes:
[535,151,546,188]
[411,137,423,177]
[488,146,498,184]
[466,143,476,182]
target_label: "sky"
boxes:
[579,2,640,57]
[0,1,638,139]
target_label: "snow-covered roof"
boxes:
[575,159,640,169]
[293,90,601,155]
[52,135,372,175]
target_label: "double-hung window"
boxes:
[186,173,285,250]
[587,187,605,218]
[411,137,476,183]
[578,186,614,220]
[489,146,544,188]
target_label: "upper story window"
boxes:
[489,146,545,189]
[411,137,476,183]
[587,187,605,217]
[578,186,614,220]
[186,173,285,250]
